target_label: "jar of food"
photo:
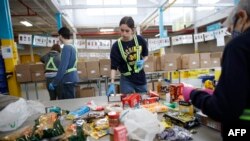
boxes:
[108,111,120,127]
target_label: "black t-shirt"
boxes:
[110,35,148,85]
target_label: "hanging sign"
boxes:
[204,31,215,41]
[47,37,59,47]
[33,35,47,47]
[18,34,32,45]
[194,33,204,43]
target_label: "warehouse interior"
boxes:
[0,0,246,140]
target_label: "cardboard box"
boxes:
[210,52,223,59]
[77,61,87,79]
[210,58,221,67]
[86,61,100,78]
[15,64,31,83]
[99,59,111,77]
[29,64,45,82]
[76,87,95,98]
[155,56,161,71]
[199,53,211,68]
[161,54,181,71]
[181,54,200,69]
[144,61,155,72]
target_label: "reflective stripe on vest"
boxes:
[65,44,78,74]
[240,109,250,121]
[117,35,142,76]
[46,57,58,71]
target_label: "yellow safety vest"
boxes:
[240,109,250,121]
[65,44,78,74]
[46,57,58,71]
[118,35,142,76]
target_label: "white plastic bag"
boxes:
[120,108,164,141]
[0,98,45,131]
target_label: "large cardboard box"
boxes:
[210,52,223,59]
[145,55,156,72]
[76,86,95,98]
[30,64,45,82]
[155,56,161,71]
[77,61,87,79]
[144,61,155,72]
[99,59,111,77]
[86,61,100,78]
[210,58,221,67]
[181,54,200,69]
[15,64,31,83]
[199,53,211,68]
[161,54,181,71]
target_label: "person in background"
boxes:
[182,0,250,140]
[49,27,79,99]
[40,44,61,100]
[106,16,149,96]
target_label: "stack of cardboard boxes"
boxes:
[15,63,45,83]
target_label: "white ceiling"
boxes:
[9,0,235,38]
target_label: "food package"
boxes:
[122,93,141,109]
[169,83,184,102]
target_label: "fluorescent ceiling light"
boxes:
[100,28,114,32]
[155,33,160,37]
[20,21,33,27]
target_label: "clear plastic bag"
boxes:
[120,108,164,141]
[0,98,45,131]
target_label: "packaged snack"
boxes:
[66,106,90,120]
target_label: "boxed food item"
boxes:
[122,93,141,109]
[169,83,184,102]
[163,111,200,129]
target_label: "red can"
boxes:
[108,111,120,127]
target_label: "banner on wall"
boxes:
[76,39,86,49]
[99,40,111,49]
[33,35,47,47]
[18,34,32,45]
[194,33,204,43]
[182,34,193,44]
[47,37,59,47]
[87,40,99,49]
[171,35,182,45]
[204,31,215,41]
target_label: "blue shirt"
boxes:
[53,44,79,85]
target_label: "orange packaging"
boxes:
[169,83,184,102]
